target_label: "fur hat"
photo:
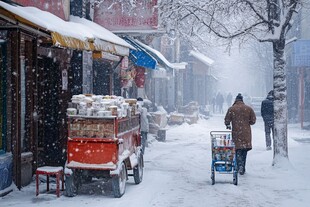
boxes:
[268,90,274,96]
[235,93,243,101]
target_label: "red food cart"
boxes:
[65,114,143,198]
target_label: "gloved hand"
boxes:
[226,125,231,130]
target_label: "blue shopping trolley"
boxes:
[210,131,238,185]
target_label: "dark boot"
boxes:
[236,149,243,173]
[265,132,271,150]
[238,149,247,175]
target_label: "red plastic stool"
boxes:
[36,166,64,197]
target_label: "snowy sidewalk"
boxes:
[1,115,310,207]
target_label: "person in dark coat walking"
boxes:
[224,93,256,175]
[261,90,274,151]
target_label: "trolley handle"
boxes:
[210,130,231,136]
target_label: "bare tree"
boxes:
[159,0,305,165]
[248,40,273,94]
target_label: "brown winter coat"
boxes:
[224,100,256,150]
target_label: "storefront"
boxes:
[123,36,186,111]
[122,36,157,98]
[0,1,132,192]
[0,2,89,191]
[188,50,214,106]
[287,40,310,128]
[0,40,11,195]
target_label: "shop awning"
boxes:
[0,2,93,50]
[69,16,134,56]
[0,2,132,56]
[123,37,157,70]
[133,39,187,70]
[189,50,214,66]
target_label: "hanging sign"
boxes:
[14,0,69,20]
[62,69,68,90]
[134,67,145,88]
[121,56,129,69]
[93,0,159,31]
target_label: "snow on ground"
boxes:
[1,114,310,207]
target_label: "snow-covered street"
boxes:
[1,114,310,207]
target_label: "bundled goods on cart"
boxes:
[210,131,238,185]
[212,133,235,164]
[66,94,139,118]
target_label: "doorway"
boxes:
[37,56,64,166]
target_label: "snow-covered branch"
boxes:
[285,36,297,45]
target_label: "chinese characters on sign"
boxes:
[14,0,70,20]
[93,0,158,31]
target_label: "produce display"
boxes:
[67,94,139,118]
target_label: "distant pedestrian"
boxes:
[226,92,233,107]
[216,92,224,114]
[137,97,149,154]
[261,90,274,151]
[224,93,256,175]
[212,96,216,113]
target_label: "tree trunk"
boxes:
[272,39,289,165]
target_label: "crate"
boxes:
[157,129,166,142]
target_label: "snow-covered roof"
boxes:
[0,2,87,40]
[171,62,188,70]
[70,16,135,51]
[134,39,187,70]
[0,2,132,56]
[189,50,214,66]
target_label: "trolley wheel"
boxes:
[133,154,144,184]
[112,162,127,198]
[211,171,215,185]
[233,171,238,185]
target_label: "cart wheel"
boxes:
[64,173,76,197]
[83,175,92,183]
[65,169,81,197]
[133,154,144,184]
[73,170,82,191]
[211,171,215,185]
[233,171,238,185]
[112,162,127,198]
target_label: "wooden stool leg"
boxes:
[46,175,49,192]
[56,173,60,197]
[36,167,64,197]
[36,173,39,196]
[61,171,64,191]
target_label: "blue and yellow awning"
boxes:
[123,37,157,70]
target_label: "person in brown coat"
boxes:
[224,93,256,175]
